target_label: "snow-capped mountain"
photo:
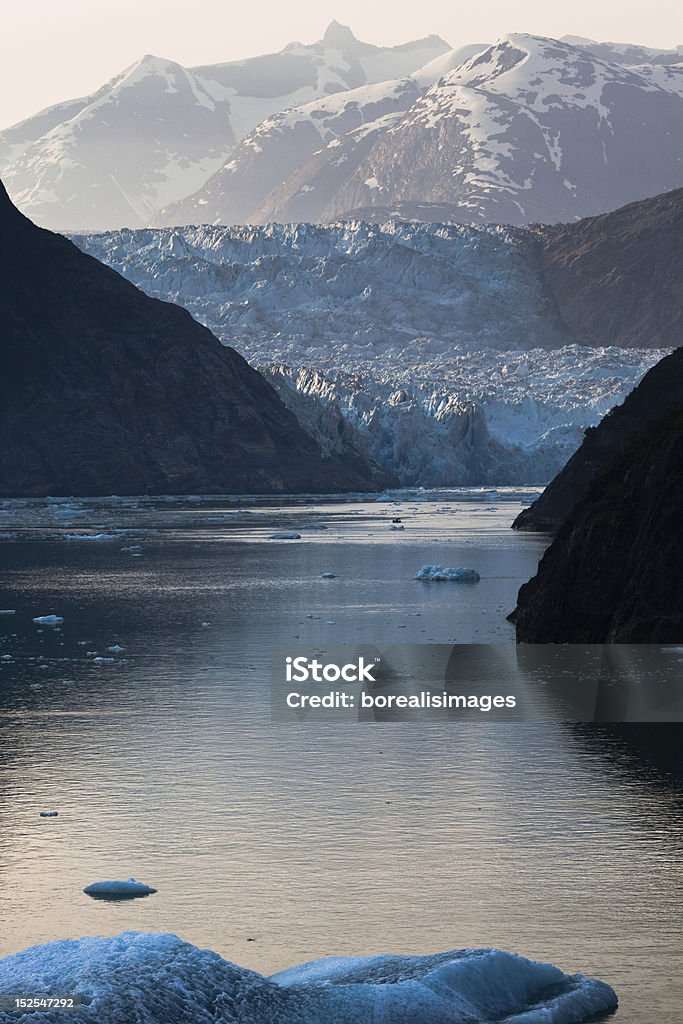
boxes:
[163,33,683,229]
[0,23,449,230]
[316,34,683,225]
[162,77,424,227]
[0,56,236,231]
[4,29,682,230]
[73,219,664,486]
[163,44,487,226]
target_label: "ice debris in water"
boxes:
[269,532,302,540]
[415,565,481,582]
[33,615,64,626]
[0,931,618,1023]
[0,609,16,615]
[83,880,157,900]
[321,572,338,578]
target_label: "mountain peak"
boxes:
[322,20,358,48]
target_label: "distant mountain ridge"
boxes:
[3,28,683,230]
[0,23,449,231]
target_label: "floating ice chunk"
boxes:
[390,524,405,531]
[0,932,618,1023]
[321,572,338,579]
[415,565,481,582]
[121,544,143,552]
[268,532,301,540]
[106,644,125,653]
[92,657,115,664]
[83,880,157,900]
[33,615,64,626]
[0,609,16,615]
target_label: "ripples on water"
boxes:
[0,492,681,1022]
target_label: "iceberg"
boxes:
[0,932,617,1023]
[32,615,64,626]
[83,880,157,900]
[415,565,481,582]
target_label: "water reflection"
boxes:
[0,498,681,1022]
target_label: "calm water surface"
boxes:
[0,492,681,1021]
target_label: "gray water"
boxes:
[0,493,682,1021]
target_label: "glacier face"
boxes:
[73,221,664,486]
[0,931,617,1023]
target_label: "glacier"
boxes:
[0,931,617,1023]
[74,221,665,487]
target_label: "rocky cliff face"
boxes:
[0,182,393,497]
[538,186,683,350]
[511,394,683,643]
[514,346,683,531]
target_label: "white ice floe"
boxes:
[83,880,157,900]
[0,610,16,615]
[268,532,302,540]
[0,931,618,1023]
[32,615,64,626]
[414,565,480,582]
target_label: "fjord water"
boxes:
[0,493,682,1022]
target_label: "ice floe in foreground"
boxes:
[32,615,64,626]
[415,565,481,582]
[0,931,617,1023]
[83,880,156,900]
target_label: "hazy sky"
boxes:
[3,0,683,128]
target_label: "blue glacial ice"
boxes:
[82,880,157,900]
[0,931,617,1023]
[414,565,481,582]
